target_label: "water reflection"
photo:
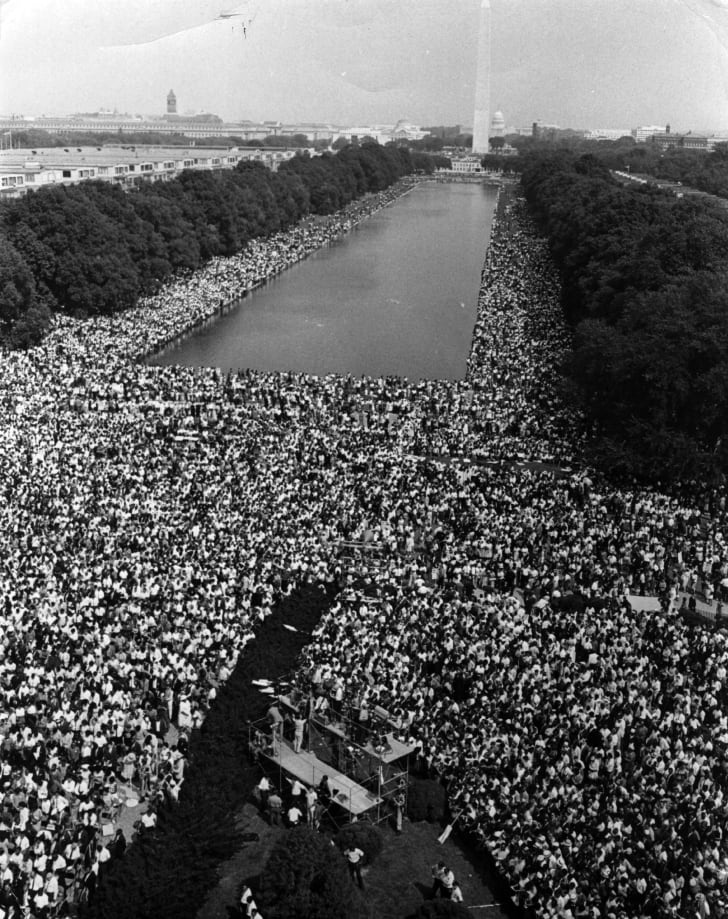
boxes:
[150,182,497,381]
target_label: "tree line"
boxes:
[508,133,728,201]
[0,143,438,347]
[578,136,728,199]
[5,128,330,151]
[521,149,728,482]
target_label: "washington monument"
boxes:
[472,0,491,154]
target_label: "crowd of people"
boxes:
[0,173,725,919]
[0,183,428,917]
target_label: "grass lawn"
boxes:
[197,803,510,919]
[364,818,509,919]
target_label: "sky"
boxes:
[0,0,727,132]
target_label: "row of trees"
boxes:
[578,136,728,198]
[0,143,438,346]
[5,128,330,151]
[505,133,728,200]
[521,150,728,481]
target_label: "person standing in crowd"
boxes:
[257,775,270,810]
[268,789,283,826]
[287,802,302,827]
[431,862,447,898]
[439,866,455,899]
[289,777,305,812]
[344,844,365,889]
[305,785,318,825]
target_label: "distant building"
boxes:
[0,112,428,147]
[490,110,505,139]
[0,144,299,199]
[389,118,429,143]
[532,121,559,137]
[584,127,633,141]
[634,124,667,143]
[167,90,177,115]
[650,130,710,151]
[446,156,484,174]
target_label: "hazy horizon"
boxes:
[1,0,727,133]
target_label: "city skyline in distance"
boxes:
[1,0,727,133]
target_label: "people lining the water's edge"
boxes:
[0,181,725,919]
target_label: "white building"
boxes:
[0,145,298,199]
[634,125,667,143]
[444,156,484,174]
[585,128,633,141]
[490,110,506,139]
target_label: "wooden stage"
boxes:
[262,740,382,817]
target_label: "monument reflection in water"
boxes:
[149,182,498,381]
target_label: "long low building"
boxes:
[0,144,299,199]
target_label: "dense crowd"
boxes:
[0,175,726,919]
[0,182,423,917]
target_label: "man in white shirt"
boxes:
[287,804,302,827]
[257,775,270,809]
[344,845,365,889]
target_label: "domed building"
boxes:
[388,119,428,142]
[490,110,506,139]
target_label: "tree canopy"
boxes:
[521,149,728,481]
[0,142,419,340]
[257,826,368,919]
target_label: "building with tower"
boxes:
[472,0,491,154]
[167,90,177,115]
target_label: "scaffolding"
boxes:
[248,694,413,827]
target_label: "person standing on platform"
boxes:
[267,702,284,749]
[317,774,332,806]
[344,844,365,889]
[331,679,344,721]
[293,711,306,753]
[357,700,370,744]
